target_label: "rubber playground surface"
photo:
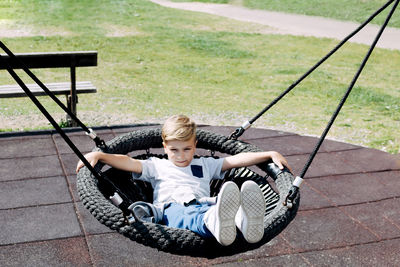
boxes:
[1,124,399,266]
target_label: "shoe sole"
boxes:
[216,182,241,246]
[240,181,266,243]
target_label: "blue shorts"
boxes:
[162,202,213,238]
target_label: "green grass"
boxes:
[0,0,399,154]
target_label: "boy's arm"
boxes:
[76,151,142,174]
[221,151,291,172]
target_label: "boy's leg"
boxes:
[235,180,266,243]
[162,202,213,238]
[203,181,241,246]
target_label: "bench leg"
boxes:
[66,63,78,127]
[66,94,78,127]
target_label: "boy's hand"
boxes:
[76,151,101,174]
[270,151,292,173]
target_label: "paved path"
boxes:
[151,0,400,50]
[1,124,399,266]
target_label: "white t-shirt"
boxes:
[132,157,225,205]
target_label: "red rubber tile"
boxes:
[340,148,400,173]
[341,198,400,240]
[281,208,379,252]
[214,254,310,266]
[0,237,92,267]
[0,155,64,181]
[0,203,82,245]
[286,152,355,178]
[66,174,80,202]
[0,176,71,209]
[59,153,82,176]
[75,201,114,235]
[305,171,400,206]
[302,238,400,266]
[0,135,56,159]
[297,181,333,211]
[287,149,399,179]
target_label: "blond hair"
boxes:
[162,115,197,142]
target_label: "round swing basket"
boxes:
[77,128,299,255]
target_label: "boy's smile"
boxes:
[163,138,197,167]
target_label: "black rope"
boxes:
[229,0,395,140]
[299,0,399,178]
[0,41,106,149]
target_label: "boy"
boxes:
[76,115,290,246]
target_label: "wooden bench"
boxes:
[0,51,98,126]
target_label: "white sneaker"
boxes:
[235,180,266,243]
[204,181,240,246]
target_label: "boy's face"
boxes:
[163,137,196,167]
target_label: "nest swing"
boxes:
[77,128,299,255]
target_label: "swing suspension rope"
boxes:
[229,0,397,141]
[0,0,398,211]
[229,0,399,207]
